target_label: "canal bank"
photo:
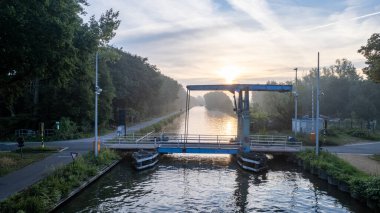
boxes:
[0,149,121,212]
[295,149,380,211]
[0,112,182,203]
[50,158,121,212]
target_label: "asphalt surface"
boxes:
[0,112,178,201]
[324,142,380,155]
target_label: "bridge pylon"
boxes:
[185,84,293,155]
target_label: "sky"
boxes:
[84,0,380,86]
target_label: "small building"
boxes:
[292,116,325,133]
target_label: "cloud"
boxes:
[85,0,380,86]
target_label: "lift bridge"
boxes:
[105,84,302,154]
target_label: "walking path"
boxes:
[337,153,380,176]
[323,142,380,176]
[0,112,178,201]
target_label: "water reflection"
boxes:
[165,106,237,135]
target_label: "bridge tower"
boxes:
[185,84,293,153]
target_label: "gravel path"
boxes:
[338,153,380,176]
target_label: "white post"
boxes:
[316,52,320,156]
[94,52,99,157]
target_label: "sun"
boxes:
[217,65,241,84]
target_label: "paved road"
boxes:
[0,112,178,201]
[323,142,380,155]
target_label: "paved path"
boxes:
[337,153,380,175]
[0,112,178,201]
[320,142,380,176]
[323,141,380,154]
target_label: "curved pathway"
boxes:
[0,112,178,201]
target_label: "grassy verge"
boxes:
[297,150,380,205]
[296,128,380,146]
[0,147,60,177]
[369,154,380,162]
[137,113,181,134]
[0,128,114,143]
[0,149,120,213]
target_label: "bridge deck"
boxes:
[104,133,302,154]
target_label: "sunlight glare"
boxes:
[217,65,241,84]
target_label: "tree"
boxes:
[0,1,120,130]
[204,92,234,114]
[358,33,380,83]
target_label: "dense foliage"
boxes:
[204,92,234,114]
[0,1,185,138]
[251,59,380,131]
[359,33,380,83]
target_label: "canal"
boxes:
[58,106,370,212]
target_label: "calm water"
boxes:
[58,107,370,212]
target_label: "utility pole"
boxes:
[294,68,298,137]
[311,81,314,132]
[94,52,102,157]
[316,52,320,156]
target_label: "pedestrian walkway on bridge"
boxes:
[104,132,303,154]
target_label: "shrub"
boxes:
[366,177,380,201]
[350,176,369,200]
[55,117,78,139]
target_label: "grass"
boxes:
[0,147,60,177]
[137,113,181,134]
[0,128,114,143]
[369,154,380,162]
[296,128,380,146]
[0,149,120,213]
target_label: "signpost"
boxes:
[94,52,102,157]
[17,137,24,158]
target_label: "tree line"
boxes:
[251,58,380,132]
[0,1,186,138]
[251,33,380,132]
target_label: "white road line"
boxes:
[59,147,68,152]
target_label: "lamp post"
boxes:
[294,68,298,137]
[316,52,320,156]
[94,52,102,157]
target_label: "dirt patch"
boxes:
[338,154,380,176]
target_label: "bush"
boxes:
[55,117,78,140]
[366,177,380,201]
[350,177,369,200]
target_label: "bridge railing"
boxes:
[106,132,238,145]
[249,135,302,150]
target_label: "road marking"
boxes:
[59,147,68,152]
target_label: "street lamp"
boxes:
[94,52,102,157]
[316,52,320,156]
